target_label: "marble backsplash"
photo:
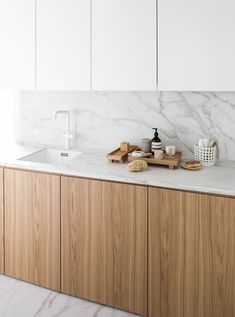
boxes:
[17,91,235,160]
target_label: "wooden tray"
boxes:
[107,145,137,164]
[128,151,182,169]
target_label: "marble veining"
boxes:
[18,91,235,161]
[0,275,139,317]
[1,143,235,198]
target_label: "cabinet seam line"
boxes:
[90,0,92,91]
[156,0,158,88]
[35,0,37,90]
[3,168,5,275]
[60,176,62,292]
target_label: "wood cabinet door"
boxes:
[0,0,35,89]
[0,168,3,274]
[149,187,235,317]
[92,0,156,90]
[4,168,61,291]
[61,177,147,315]
[36,0,90,90]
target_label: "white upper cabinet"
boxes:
[36,0,90,90]
[0,0,35,90]
[92,0,157,91]
[158,0,235,91]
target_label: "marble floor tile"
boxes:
[0,275,140,317]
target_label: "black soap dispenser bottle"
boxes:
[151,128,162,152]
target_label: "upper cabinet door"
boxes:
[158,0,235,91]
[92,0,157,91]
[0,0,35,90]
[36,0,90,90]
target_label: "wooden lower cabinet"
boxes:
[149,187,235,317]
[61,176,147,315]
[4,168,61,291]
[3,167,235,317]
[0,167,3,274]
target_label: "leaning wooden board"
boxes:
[107,145,137,163]
[128,151,182,169]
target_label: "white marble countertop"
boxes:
[1,142,235,197]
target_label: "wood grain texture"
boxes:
[61,176,147,315]
[148,187,235,317]
[0,168,3,274]
[4,168,61,291]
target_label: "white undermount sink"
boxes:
[19,148,82,165]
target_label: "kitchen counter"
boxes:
[1,143,235,197]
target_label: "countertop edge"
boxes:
[1,160,235,199]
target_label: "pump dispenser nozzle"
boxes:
[152,128,159,137]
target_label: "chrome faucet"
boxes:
[54,110,75,149]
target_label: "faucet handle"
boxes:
[64,132,75,139]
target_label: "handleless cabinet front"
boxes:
[36,0,90,90]
[4,168,61,291]
[61,176,147,315]
[158,0,235,91]
[92,0,157,90]
[149,187,235,317]
[0,0,35,89]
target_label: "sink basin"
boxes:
[19,148,82,165]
